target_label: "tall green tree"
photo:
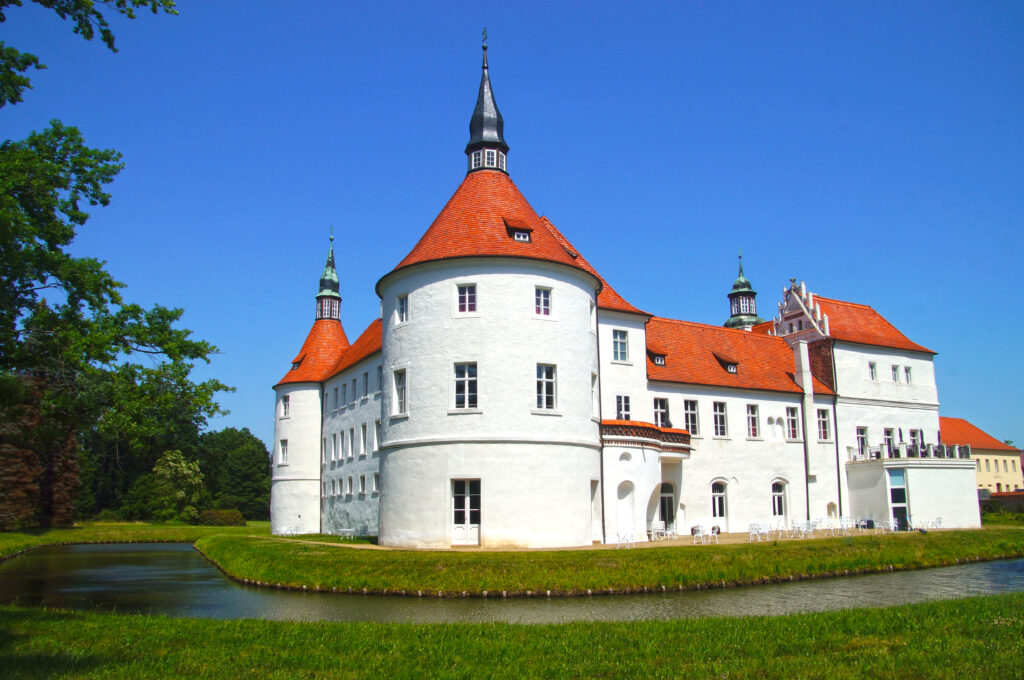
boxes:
[197,427,271,520]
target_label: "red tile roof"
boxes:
[751,320,774,335]
[601,419,690,436]
[539,217,649,316]
[326,318,383,379]
[390,170,595,279]
[276,319,350,386]
[815,296,935,354]
[939,417,1020,452]
[646,317,834,395]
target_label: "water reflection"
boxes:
[1,543,1022,624]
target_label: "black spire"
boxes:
[465,37,509,171]
[315,229,341,321]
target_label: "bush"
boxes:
[197,509,246,526]
[92,509,122,521]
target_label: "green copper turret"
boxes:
[315,231,341,321]
[724,250,765,330]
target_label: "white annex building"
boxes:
[271,46,981,548]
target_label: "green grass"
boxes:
[1,594,1022,678]
[0,522,269,562]
[195,528,1024,596]
[983,511,1024,527]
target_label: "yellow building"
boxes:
[940,417,1023,492]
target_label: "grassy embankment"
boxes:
[0,522,269,562]
[195,528,1024,596]
[2,594,1023,678]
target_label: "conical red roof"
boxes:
[275,319,350,386]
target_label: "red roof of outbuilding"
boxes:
[646,317,834,395]
[939,417,1020,452]
[390,170,594,278]
[276,319,350,387]
[326,319,383,379]
[815,296,934,354]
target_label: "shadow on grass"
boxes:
[0,610,109,679]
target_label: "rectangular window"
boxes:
[360,424,367,457]
[359,475,366,494]
[904,367,912,384]
[513,230,529,242]
[713,402,728,437]
[684,400,699,435]
[397,295,409,323]
[786,407,800,440]
[333,387,339,410]
[654,398,670,428]
[536,364,556,410]
[884,428,895,454]
[471,150,482,169]
[348,428,355,459]
[909,429,924,447]
[351,379,357,403]
[347,476,353,495]
[454,362,478,409]
[331,479,337,496]
[341,384,347,408]
[612,330,628,362]
[616,395,631,420]
[281,395,290,418]
[363,372,369,398]
[591,373,599,418]
[986,459,991,472]
[817,409,831,441]
[377,366,383,393]
[892,365,899,383]
[457,284,476,313]
[374,420,381,451]
[535,287,551,316]
[498,152,506,171]
[279,440,288,465]
[856,426,868,454]
[321,438,326,464]
[373,473,380,492]
[746,404,759,438]
[331,433,338,461]
[868,362,877,381]
[485,149,496,166]
[394,370,407,415]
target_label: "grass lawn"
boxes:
[195,528,1024,596]
[0,522,269,561]
[1,594,1022,678]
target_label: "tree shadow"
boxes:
[0,610,110,679]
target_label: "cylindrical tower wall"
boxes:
[270,383,322,535]
[376,259,601,548]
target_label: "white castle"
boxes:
[271,45,980,548]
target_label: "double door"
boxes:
[451,479,480,545]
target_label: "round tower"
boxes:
[375,44,602,548]
[270,234,350,535]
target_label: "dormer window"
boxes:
[653,355,666,366]
[726,364,738,374]
[513,230,530,242]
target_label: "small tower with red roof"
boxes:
[271,235,350,535]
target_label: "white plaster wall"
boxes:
[905,462,981,528]
[377,258,602,548]
[321,352,384,536]
[601,443,682,542]
[270,383,322,535]
[379,442,599,548]
[597,311,650,421]
[832,342,938,405]
[845,463,890,523]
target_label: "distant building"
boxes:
[940,417,1023,493]
[270,44,981,546]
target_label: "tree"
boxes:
[0,0,178,108]
[197,428,271,520]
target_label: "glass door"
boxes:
[451,479,480,545]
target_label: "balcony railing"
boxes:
[847,442,971,462]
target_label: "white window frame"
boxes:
[373,473,380,493]
[892,365,899,383]
[713,402,728,437]
[376,366,383,394]
[498,151,506,171]
[360,423,367,457]
[396,294,409,324]
[746,404,760,439]
[785,407,800,441]
[536,364,557,411]
[868,362,877,381]
[513,230,529,242]
[348,428,355,459]
[347,476,354,496]
[279,440,288,465]
[904,366,912,384]
[654,398,669,428]
[393,369,407,416]
[772,481,786,517]
[281,395,290,418]
[331,433,338,462]
[471,150,482,169]
[816,409,831,441]
[616,395,631,420]
[711,481,727,518]
[612,329,629,362]
[341,384,347,410]
[535,286,552,316]
[456,283,477,314]
[359,475,366,495]
[374,420,381,451]
[684,400,699,435]
[362,372,369,399]
[453,362,479,410]
[856,426,869,454]
[485,149,496,167]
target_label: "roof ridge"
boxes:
[652,316,789,341]
[815,295,873,310]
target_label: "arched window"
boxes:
[772,482,786,517]
[659,482,675,526]
[711,481,726,518]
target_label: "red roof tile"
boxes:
[939,417,1020,452]
[390,170,595,279]
[815,296,934,354]
[646,317,834,395]
[276,319,350,386]
[538,217,649,316]
[601,419,690,436]
[326,318,383,379]
[751,320,774,335]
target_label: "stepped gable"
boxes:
[646,317,834,395]
[814,296,935,354]
[276,319,350,386]
[539,217,649,316]
[327,318,383,380]
[939,417,1020,452]
[387,170,596,282]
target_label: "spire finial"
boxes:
[330,225,334,243]
[466,34,508,168]
[738,248,744,278]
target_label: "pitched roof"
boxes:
[326,318,383,380]
[388,170,595,280]
[815,296,935,354]
[939,417,1020,452]
[276,319,350,387]
[646,317,834,395]
[539,217,649,316]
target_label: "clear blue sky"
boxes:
[6,1,1023,448]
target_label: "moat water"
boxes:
[1,543,1022,624]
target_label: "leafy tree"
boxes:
[0,0,178,107]
[198,428,271,520]
[149,449,203,522]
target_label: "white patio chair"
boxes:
[665,523,678,540]
[748,523,762,542]
[650,521,666,541]
[692,525,707,544]
[707,526,720,544]
[616,532,633,548]
[933,517,942,529]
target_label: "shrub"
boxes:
[197,509,246,526]
[92,509,122,521]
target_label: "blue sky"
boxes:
[5,1,1023,448]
